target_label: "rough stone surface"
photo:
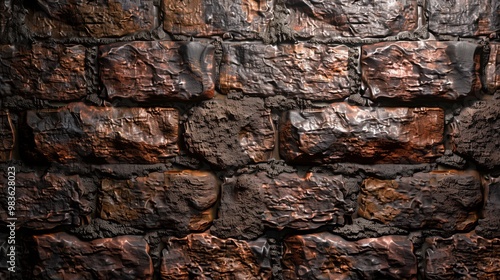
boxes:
[162,0,270,39]
[452,96,500,170]
[212,169,359,239]
[0,171,96,230]
[24,0,155,38]
[427,0,500,37]
[161,233,272,279]
[362,41,482,101]
[424,233,500,280]
[331,218,408,240]
[486,43,500,93]
[0,0,12,44]
[280,103,444,164]
[33,232,153,280]
[26,103,179,163]
[219,43,349,100]
[99,41,215,102]
[99,170,219,233]
[0,110,14,162]
[358,170,482,232]
[477,176,500,238]
[0,43,86,101]
[184,97,274,169]
[285,0,418,40]
[283,233,417,279]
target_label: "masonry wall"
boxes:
[0,0,499,279]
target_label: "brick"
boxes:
[427,0,499,37]
[362,41,481,101]
[33,232,153,280]
[280,103,444,164]
[424,233,500,280]
[486,43,500,93]
[184,98,274,169]
[161,233,272,279]
[285,0,418,40]
[219,43,350,101]
[99,41,215,102]
[357,170,482,232]
[283,233,417,280]
[477,176,500,238]
[99,170,219,233]
[212,169,358,239]
[26,103,178,163]
[162,0,270,39]
[0,171,96,230]
[24,0,155,38]
[0,111,14,162]
[0,43,87,101]
[452,96,500,170]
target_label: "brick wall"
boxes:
[0,0,499,279]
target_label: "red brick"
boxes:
[34,232,153,280]
[219,43,350,101]
[358,171,482,232]
[100,170,219,232]
[26,103,178,163]
[99,41,215,102]
[362,41,481,101]
[0,111,14,162]
[280,103,444,164]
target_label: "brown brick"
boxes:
[280,103,444,164]
[0,43,87,101]
[0,111,14,162]
[26,103,178,163]
[99,170,219,233]
[34,232,153,280]
[424,233,500,280]
[486,43,500,93]
[362,41,481,101]
[285,0,418,40]
[99,41,215,102]
[219,43,350,101]
[212,169,358,239]
[184,98,274,169]
[358,171,482,232]
[283,233,417,280]
[161,233,272,279]
[427,0,499,37]
[0,172,96,230]
[162,0,270,39]
[477,176,500,238]
[25,0,155,38]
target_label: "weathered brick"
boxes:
[219,43,350,101]
[99,41,215,102]
[0,171,96,230]
[99,170,219,232]
[427,0,499,37]
[452,96,500,170]
[162,0,270,39]
[26,103,178,163]
[362,41,481,101]
[285,0,418,40]
[0,111,14,162]
[280,103,444,164]
[212,169,358,239]
[424,233,500,280]
[24,0,155,38]
[33,232,153,280]
[184,98,274,169]
[486,43,500,93]
[0,43,87,101]
[358,170,482,232]
[283,233,417,280]
[477,176,500,238]
[161,233,272,279]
